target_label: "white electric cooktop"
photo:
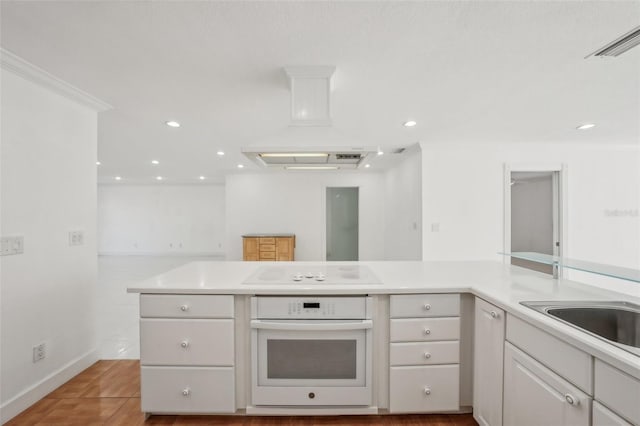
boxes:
[242,264,382,285]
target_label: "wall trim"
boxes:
[0,48,112,112]
[98,251,225,258]
[0,349,99,424]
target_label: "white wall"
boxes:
[225,172,386,261]
[1,69,99,420]
[384,149,422,260]
[421,142,640,272]
[98,184,225,255]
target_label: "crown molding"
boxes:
[1,48,112,112]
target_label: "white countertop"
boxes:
[127,260,640,380]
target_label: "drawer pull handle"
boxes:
[423,328,431,335]
[490,311,498,318]
[423,304,431,311]
[424,387,431,396]
[180,305,189,312]
[564,394,578,406]
[182,388,191,397]
[180,341,189,349]
[424,352,432,359]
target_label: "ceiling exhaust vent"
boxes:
[336,153,362,160]
[284,66,335,126]
[587,25,640,58]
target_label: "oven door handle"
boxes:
[250,319,372,331]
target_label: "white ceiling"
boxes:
[2,1,639,183]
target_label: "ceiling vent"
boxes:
[587,25,640,58]
[284,66,335,126]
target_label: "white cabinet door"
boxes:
[504,343,591,426]
[473,298,505,426]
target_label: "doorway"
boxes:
[326,187,359,261]
[504,166,565,276]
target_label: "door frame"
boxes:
[322,186,360,261]
[503,163,568,268]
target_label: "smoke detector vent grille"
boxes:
[588,26,640,58]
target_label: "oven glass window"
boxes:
[267,339,357,379]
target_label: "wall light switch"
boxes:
[1,236,24,256]
[68,231,84,246]
[431,223,440,232]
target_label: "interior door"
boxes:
[326,187,359,261]
[510,171,559,274]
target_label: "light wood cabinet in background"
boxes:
[242,235,295,261]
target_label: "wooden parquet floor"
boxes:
[6,360,478,425]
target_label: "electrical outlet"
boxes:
[33,343,46,363]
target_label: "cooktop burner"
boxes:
[242,265,381,285]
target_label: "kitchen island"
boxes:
[128,261,640,424]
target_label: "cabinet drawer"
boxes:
[259,237,275,244]
[141,366,235,413]
[593,401,633,426]
[140,319,234,366]
[390,318,460,342]
[141,294,234,318]
[389,365,460,413]
[506,314,592,393]
[595,360,640,425]
[390,341,460,366]
[259,251,276,260]
[259,244,276,252]
[390,294,460,318]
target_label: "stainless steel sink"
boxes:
[520,301,640,357]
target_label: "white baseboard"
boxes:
[98,251,225,258]
[0,349,99,424]
[245,406,379,415]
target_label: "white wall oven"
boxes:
[250,296,373,407]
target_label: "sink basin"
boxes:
[520,301,640,357]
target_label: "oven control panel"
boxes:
[252,296,371,319]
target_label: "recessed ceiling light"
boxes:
[217,151,225,156]
[364,164,371,168]
[114,176,121,181]
[199,176,206,180]
[165,121,180,128]
[404,120,417,127]
[285,166,339,170]
[151,160,159,165]
[237,164,244,169]
[96,161,101,165]
[156,176,163,181]
[377,150,384,156]
[576,123,596,130]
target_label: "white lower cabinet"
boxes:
[389,365,460,413]
[139,294,236,414]
[473,297,504,426]
[594,360,640,425]
[141,367,235,413]
[389,294,461,413]
[504,342,591,426]
[593,401,633,426]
